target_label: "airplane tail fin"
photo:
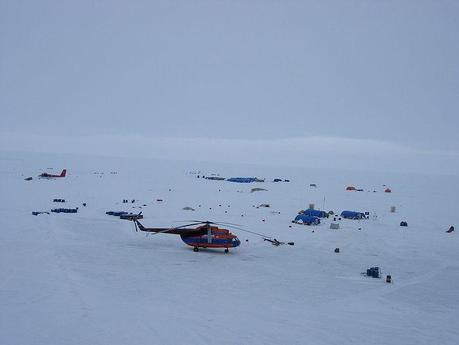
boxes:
[60,169,67,177]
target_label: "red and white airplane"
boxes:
[39,169,67,178]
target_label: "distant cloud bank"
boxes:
[0,133,457,175]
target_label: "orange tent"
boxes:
[384,188,392,193]
[346,186,356,191]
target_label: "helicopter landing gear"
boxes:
[193,247,199,252]
[225,248,229,253]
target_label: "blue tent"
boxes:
[205,176,225,181]
[293,214,320,225]
[340,210,365,220]
[303,209,328,218]
[226,177,257,183]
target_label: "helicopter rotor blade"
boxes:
[202,221,273,239]
[180,220,213,225]
[172,222,206,229]
[177,220,271,239]
[224,226,272,239]
[148,225,205,237]
[145,222,205,237]
[210,222,243,229]
[181,220,243,227]
[147,228,179,236]
[211,221,243,227]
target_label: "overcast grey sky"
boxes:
[1,1,458,173]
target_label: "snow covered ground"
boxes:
[1,150,458,345]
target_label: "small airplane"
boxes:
[132,218,243,253]
[39,169,67,179]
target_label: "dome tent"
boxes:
[293,214,321,225]
[302,209,328,218]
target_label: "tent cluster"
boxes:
[203,176,292,183]
[292,208,329,225]
[293,208,371,225]
[292,205,370,227]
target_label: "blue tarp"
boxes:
[51,208,78,213]
[340,210,365,219]
[303,209,327,218]
[294,214,321,225]
[226,177,257,183]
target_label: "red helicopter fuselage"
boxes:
[134,220,241,252]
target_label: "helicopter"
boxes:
[130,216,274,253]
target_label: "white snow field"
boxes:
[1,151,458,345]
